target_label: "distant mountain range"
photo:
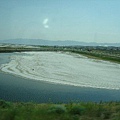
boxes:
[0,39,120,47]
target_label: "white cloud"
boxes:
[43,18,49,28]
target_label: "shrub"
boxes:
[47,105,66,114]
[101,111,112,119]
[0,109,16,120]
[0,100,11,108]
[69,106,85,115]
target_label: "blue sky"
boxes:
[0,0,120,43]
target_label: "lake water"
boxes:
[0,52,120,103]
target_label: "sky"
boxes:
[0,0,120,43]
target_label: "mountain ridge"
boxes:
[0,39,120,46]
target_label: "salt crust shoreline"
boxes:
[0,52,120,90]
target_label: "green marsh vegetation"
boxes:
[0,99,120,120]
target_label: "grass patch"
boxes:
[71,50,120,63]
[0,100,120,120]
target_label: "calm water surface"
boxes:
[0,52,120,103]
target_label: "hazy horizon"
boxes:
[0,0,120,43]
[1,38,120,44]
